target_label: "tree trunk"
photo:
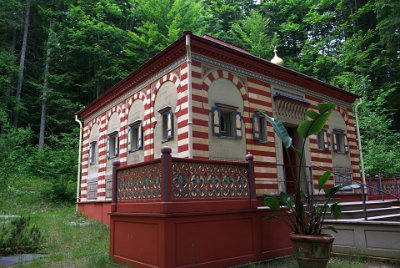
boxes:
[39,22,53,148]
[1,27,18,134]
[6,27,17,98]
[13,0,31,127]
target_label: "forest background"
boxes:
[0,0,399,203]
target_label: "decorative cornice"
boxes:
[85,57,186,123]
[78,36,187,119]
[192,53,353,109]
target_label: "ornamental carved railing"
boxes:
[367,174,400,197]
[116,160,162,201]
[112,147,255,206]
[171,159,249,200]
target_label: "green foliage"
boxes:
[0,125,77,204]
[263,104,340,235]
[128,0,204,64]
[264,115,292,149]
[0,125,34,181]
[0,216,43,255]
[318,171,331,191]
[357,104,400,175]
[229,11,276,58]
[27,132,78,203]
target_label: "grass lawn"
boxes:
[1,176,399,267]
[0,176,123,267]
[12,206,122,268]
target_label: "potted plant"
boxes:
[263,103,342,268]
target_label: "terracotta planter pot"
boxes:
[290,233,334,268]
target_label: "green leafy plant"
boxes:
[0,216,43,255]
[263,103,341,235]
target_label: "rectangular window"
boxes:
[212,104,242,139]
[87,181,98,200]
[252,112,267,143]
[128,121,143,152]
[333,167,352,188]
[332,130,349,154]
[107,132,119,159]
[89,141,97,165]
[159,107,173,142]
[317,129,330,151]
[105,177,112,198]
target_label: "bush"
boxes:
[25,131,78,204]
[42,178,76,204]
[0,216,43,255]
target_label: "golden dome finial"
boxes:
[271,46,284,66]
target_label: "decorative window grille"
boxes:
[105,177,113,198]
[212,103,242,139]
[107,132,119,159]
[333,167,352,187]
[127,121,143,152]
[87,181,98,200]
[252,112,268,143]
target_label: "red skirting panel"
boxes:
[110,209,292,268]
[78,202,112,225]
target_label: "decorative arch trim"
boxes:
[202,70,248,110]
[335,106,349,126]
[152,72,181,102]
[127,91,147,109]
[105,105,123,124]
[88,117,102,133]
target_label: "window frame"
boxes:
[127,120,143,152]
[107,131,119,159]
[159,107,174,142]
[88,141,97,165]
[252,112,268,143]
[212,103,242,139]
[317,128,330,151]
[332,129,349,154]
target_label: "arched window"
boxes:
[106,113,120,159]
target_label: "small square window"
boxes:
[333,130,349,154]
[253,112,267,143]
[159,107,173,142]
[128,121,143,152]
[212,104,242,139]
[107,132,119,159]
[317,129,330,151]
[89,141,97,165]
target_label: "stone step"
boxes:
[366,213,400,222]
[335,206,400,219]
[325,213,400,223]
[338,200,395,211]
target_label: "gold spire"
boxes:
[271,46,284,66]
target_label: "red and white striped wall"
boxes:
[79,60,360,202]
[306,95,335,190]
[80,67,189,202]
[246,78,278,195]
[190,61,278,195]
[306,95,360,191]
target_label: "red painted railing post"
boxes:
[161,146,173,203]
[111,160,121,212]
[246,153,257,208]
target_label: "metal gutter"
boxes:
[74,115,83,211]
